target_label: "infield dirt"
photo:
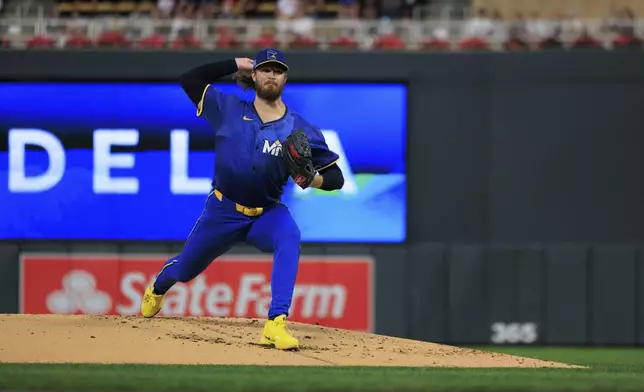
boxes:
[0,314,580,368]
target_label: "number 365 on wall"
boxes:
[490,322,538,344]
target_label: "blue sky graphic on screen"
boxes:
[0,82,406,242]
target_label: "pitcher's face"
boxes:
[253,64,288,101]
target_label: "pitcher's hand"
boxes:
[235,58,254,71]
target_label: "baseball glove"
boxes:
[282,128,316,189]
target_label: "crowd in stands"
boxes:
[454,6,641,50]
[39,0,396,20]
[0,0,641,50]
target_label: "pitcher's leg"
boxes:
[246,203,301,318]
[267,231,301,318]
[246,203,301,350]
[153,227,239,294]
[141,193,248,317]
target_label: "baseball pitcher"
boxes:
[140,48,345,350]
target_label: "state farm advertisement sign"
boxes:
[20,253,374,331]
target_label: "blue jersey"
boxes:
[197,85,340,207]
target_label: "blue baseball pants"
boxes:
[153,190,301,319]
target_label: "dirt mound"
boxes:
[0,314,579,368]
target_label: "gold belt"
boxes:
[214,189,264,217]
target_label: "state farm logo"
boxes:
[20,254,374,331]
[116,273,347,319]
[46,270,112,314]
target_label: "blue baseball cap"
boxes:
[253,48,289,71]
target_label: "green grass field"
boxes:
[1,347,643,392]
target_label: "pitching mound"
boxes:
[0,314,579,368]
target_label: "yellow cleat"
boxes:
[260,315,300,350]
[140,285,165,318]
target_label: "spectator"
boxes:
[235,0,262,19]
[525,11,549,44]
[607,7,636,37]
[361,0,377,19]
[338,0,358,20]
[422,26,451,51]
[169,5,192,41]
[380,0,403,19]
[433,26,449,40]
[277,0,315,44]
[511,11,528,40]
[157,0,175,17]
[463,8,494,39]
[277,0,300,21]
[194,0,217,19]
[539,24,564,50]
[489,8,506,44]
[291,1,315,38]
[619,7,636,36]
[172,27,202,48]
[560,11,584,38]
[504,23,529,50]
[400,0,416,20]
[217,0,236,18]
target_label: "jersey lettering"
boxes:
[262,140,282,156]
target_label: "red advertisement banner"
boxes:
[20,253,374,332]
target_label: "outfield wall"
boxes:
[2,49,644,345]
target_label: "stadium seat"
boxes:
[215,27,241,49]
[248,34,278,48]
[420,37,451,51]
[613,32,643,49]
[215,35,240,48]
[26,35,56,48]
[96,30,130,48]
[65,34,94,48]
[328,35,359,49]
[570,30,604,49]
[171,35,203,49]
[138,34,166,49]
[537,36,564,50]
[289,35,318,48]
[458,37,491,50]
[504,37,530,50]
[373,34,406,50]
